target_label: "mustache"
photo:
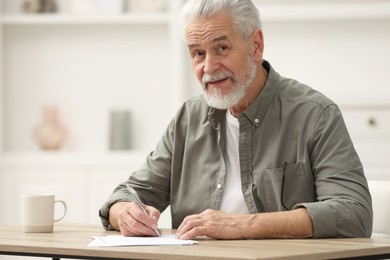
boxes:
[202,70,234,85]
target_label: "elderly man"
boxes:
[99,0,372,239]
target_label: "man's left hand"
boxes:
[175,209,247,240]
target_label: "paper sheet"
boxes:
[88,235,197,247]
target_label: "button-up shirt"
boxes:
[99,61,372,238]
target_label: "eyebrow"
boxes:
[187,35,230,49]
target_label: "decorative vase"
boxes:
[109,110,131,150]
[33,105,67,150]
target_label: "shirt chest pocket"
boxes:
[253,162,314,212]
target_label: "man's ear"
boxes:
[251,29,264,61]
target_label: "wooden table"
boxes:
[1,223,390,260]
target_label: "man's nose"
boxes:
[203,54,221,75]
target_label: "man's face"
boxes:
[185,12,256,109]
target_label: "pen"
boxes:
[126,184,160,237]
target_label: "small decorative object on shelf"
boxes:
[33,105,67,150]
[22,0,57,13]
[109,110,131,150]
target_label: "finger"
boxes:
[132,204,160,230]
[123,217,156,236]
[129,203,160,236]
[145,205,160,224]
[120,202,157,236]
[179,225,207,240]
[176,215,202,239]
[176,214,194,235]
[176,209,212,235]
[117,206,140,236]
[144,205,161,235]
[116,204,143,236]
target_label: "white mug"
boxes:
[21,194,67,233]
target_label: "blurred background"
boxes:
[0,0,389,241]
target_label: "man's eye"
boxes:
[192,50,205,63]
[220,45,228,51]
[193,51,204,57]
[217,45,230,54]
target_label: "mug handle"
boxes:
[54,200,67,222]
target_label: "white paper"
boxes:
[88,235,197,247]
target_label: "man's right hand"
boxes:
[109,201,160,236]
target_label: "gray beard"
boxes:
[202,55,257,110]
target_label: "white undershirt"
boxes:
[219,110,250,214]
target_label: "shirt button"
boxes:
[217,184,222,189]
[254,118,259,123]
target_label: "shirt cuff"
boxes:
[294,202,337,238]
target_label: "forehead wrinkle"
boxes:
[187,34,230,49]
[186,24,233,49]
[187,29,230,48]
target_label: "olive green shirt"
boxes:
[99,61,372,238]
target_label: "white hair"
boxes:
[180,0,262,41]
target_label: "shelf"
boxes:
[258,2,390,22]
[0,150,149,168]
[339,104,390,111]
[2,2,390,26]
[0,13,171,25]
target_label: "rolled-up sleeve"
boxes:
[295,105,372,238]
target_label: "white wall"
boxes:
[263,19,390,105]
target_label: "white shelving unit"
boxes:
[0,0,390,237]
[1,0,389,158]
[0,0,193,155]
[0,0,189,232]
